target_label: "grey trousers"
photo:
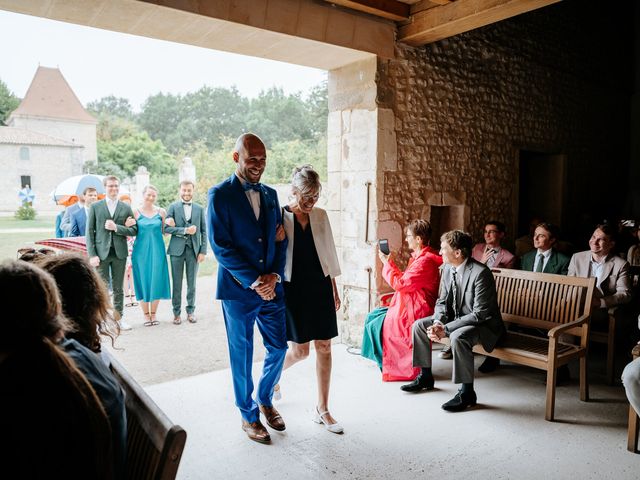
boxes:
[170,245,199,316]
[412,317,480,384]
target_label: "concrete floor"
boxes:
[146,344,638,480]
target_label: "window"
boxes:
[21,176,31,189]
[19,146,30,160]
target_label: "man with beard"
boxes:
[165,180,207,325]
[207,133,288,444]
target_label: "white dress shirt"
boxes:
[533,248,553,272]
[106,198,118,217]
[182,202,192,222]
[236,174,260,220]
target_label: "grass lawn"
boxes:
[0,215,57,230]
[0,232,54,261]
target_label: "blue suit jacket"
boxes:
[207,174,287,301]
[69,207,87,237]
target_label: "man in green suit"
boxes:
[86,175,137,330]
[164,180,207,325]
[520,222,570,275]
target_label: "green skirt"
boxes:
[360,307,388,369]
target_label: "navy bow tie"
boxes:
[243,182,262,192]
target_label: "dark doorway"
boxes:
[518,150,567,236]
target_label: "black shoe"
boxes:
[400,375,435,392]
[442,389,477,411]
[478,356,500,373]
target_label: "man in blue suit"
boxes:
[208,133,288,444]
[70,187,98,237]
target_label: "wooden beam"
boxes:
[399,0,562,46]
[324,0,410,22]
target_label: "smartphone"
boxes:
[378,239,390,255]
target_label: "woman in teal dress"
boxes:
[129,185,171,326]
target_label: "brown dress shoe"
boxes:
[259,404,286,431]
[241,419,271,444]
[173,316,182,325]
[187,313,197,323]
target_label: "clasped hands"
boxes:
[254,273,279,301]
[105,216,136,231]
[427,323,446,342]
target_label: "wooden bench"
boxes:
[107,354,187,480]
[628,343,640,453]
[438,269,595,421]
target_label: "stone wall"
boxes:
[336,0,633,346]
[377,0,632,253]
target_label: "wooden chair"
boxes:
[107,354,187,480]
[628,343,640,453]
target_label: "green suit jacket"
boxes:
[520,249,570,275]
[164,201,207,257]
[86,199,137,260]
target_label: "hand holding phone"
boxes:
[378,239,390,255]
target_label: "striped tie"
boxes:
[451,269,459,319]
[535,253,544,272]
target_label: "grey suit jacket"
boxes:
[165,200,207,257]
[568,251,632,308]
[432,258,505,352]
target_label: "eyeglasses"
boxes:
[299,193,320,202]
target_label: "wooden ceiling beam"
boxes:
[323,0,410,22]
[399,0,562,46]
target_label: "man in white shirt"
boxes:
[70,187,98,237]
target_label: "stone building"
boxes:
[0,66,97,213]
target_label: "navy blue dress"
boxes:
[284,210,337,343]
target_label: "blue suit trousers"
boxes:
[221,296,288,422]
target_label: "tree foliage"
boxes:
[0,80,20,125]
[86,79,328,205]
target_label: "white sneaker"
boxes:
[119,319,133,331]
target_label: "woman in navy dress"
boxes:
[275,165,343,434]
[129,185,171,326]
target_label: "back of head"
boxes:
[0,260,113,479]
[0,260,68,351]
[36,253,117,352]
[441,230,473,258]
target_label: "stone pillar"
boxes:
[179,157,196,183]
[133,166,149,206]
[328,55,384,346]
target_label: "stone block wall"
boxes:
[377,0,633,253]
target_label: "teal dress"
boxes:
[132,212,171,302]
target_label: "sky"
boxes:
[0,10,327,111]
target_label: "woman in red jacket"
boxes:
[362,219,442,381]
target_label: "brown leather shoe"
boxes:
[259,404,286,431]
[173,316,182,325]
[241,419,271,444]
[187,313,197,323]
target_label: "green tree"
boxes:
[247,87,312,146]
[87,95,134,119]
[88,131,176,178]
[0,79,20,125]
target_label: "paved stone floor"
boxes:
[146,344,637,480]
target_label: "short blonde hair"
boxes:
[142,184,158,195]
[291,164,321,196]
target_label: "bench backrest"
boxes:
[107,354,187,480]
[491,269,595,331]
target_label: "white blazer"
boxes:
[282,207,341,282]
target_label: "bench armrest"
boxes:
[547,313,589,338]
